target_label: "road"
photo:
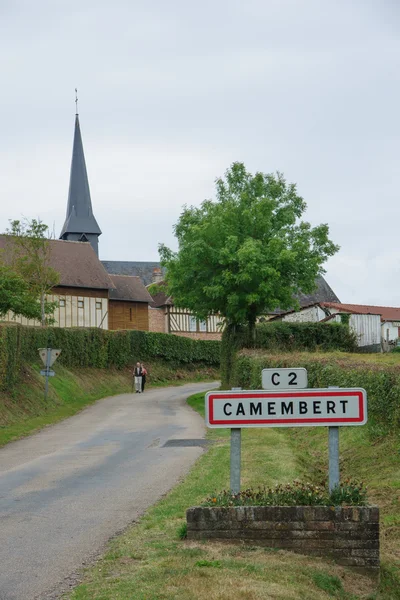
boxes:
[0,381,217,600]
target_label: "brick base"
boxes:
[187,506,379,573]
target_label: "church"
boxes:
[1,109,340,338]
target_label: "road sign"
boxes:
[262,368,308,390]
[205,388,367,428]
[38,348,61,367]
[40,369,55,377]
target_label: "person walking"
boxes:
[141,364,147,392]
[133,362,143,393]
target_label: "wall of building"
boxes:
[329,313,381,351]
[108,301,149,331]
[167,307,223,334]
[381,321,399,343]
[3,290,109,329]
[148,307,167,333]
[282,305,326,323]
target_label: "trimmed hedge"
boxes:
[221,322,357,387]
[231,351,400,437]
[0,325,220,391]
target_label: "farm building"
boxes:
[272,301,400,352]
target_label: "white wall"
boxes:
[329,313,381,348]
[381,322,399,343]
[2,293,109,329]
[282,305,326,323]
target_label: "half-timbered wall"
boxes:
[167,307,223,335]
[108,301,149,331]
[3,291,109,329]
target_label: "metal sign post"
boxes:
[230,388,242,494]
[328,426,340,492]
[328,386,340,492]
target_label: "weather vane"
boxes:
[75,88,79,115]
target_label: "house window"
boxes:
[78,300,84,309]
[199,320,207,332]
[59,298,66,308]
[96,301,102,309]
[189,316,197,332]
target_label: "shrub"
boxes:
[221,321,357,387]
[230,351,400,436]
[203,479,368,507]
[0,325,221,391]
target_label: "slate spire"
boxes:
[59,105,101,256]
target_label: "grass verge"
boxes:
[0,361,219,447]
[65,392,391,600]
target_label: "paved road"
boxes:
[0,382,218,600]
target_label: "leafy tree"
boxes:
[0,264,50,320]
[159,162,339,339]
[3,218,60,325]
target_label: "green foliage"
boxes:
[0,325,220,391]
[160,162,339,335]
[1,218,60,324]
[177,522,187,540]
[0,265,50,320]
[231,351,400,436]
[311,572,344,597]
[329,478,368,506]
[221,321,357,387]
[203,480,368,507]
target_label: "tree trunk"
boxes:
[248,306,257,346]
[40,292,46,327]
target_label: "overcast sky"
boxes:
[1,0,399,305]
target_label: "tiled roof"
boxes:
[269,276,340,315]
[321,302,400,322]
[109,275,152,303]
[102,261,166,286]
[0,236,112,290]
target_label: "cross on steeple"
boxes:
[75,88,79,115]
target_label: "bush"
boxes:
[221,321,357,387]
[203,479,368,507]
[0,325,221,391]
[231,351,400,436]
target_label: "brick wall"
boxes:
[187,506,379,573]
[173,331,222,341]
[148,308,166,333]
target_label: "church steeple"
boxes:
[60,97,101,256]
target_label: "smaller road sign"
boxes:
[40,369,55,377]
[38,349,61,367]
[206,388,367,428]
[262,368,307,390]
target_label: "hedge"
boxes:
[0,325,221,391]
[231,351,400,437]
[221,321,357,386]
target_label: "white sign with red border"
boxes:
[205,388,367,428]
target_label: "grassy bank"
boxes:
[66,391,399,600]
[0,361,219,447]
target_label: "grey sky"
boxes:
[1,1,399,305]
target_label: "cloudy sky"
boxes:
[1,0,399,305]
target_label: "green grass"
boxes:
[0,362,219,447]
[65,391,393,600]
